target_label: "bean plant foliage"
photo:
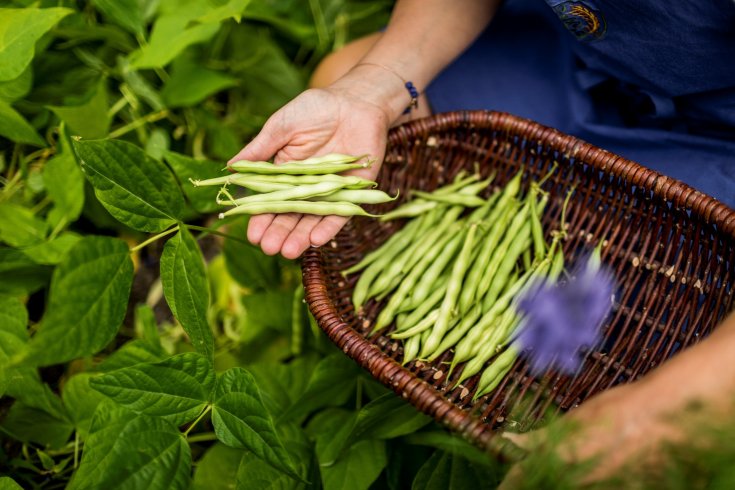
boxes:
[0,0,506,488]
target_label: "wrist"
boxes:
[329,63,420,124]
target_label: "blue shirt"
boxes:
[425,0,735,206]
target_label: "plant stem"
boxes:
[130,225,179,252]
[185,224,250,245]
[74,432,79,469]
[109,110,169,139]
[184,405,212,437]
[186,432,218,443]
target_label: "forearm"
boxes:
[330,0,501,122]
[636,310,735,414]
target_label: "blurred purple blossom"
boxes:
[514,257,616,375]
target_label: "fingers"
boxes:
[257,213,302,256]
[248,212,346,258]
[310,215,349,247]
[247,214,276,245]
[282,215,324,259]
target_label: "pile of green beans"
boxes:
[192,153,394,218]
[345,170,566,400]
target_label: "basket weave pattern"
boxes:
[302,111,735,456]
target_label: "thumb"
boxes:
[228,111,292,164]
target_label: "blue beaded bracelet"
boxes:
[403,81,419,115]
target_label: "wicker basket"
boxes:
[301,111,735,459]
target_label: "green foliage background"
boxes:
[0,1,507,488]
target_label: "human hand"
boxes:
[229,85,391,259]
[498,381,683,488]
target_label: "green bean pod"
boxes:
[352,212,436,309]
[409,232,464,307]
[395,277,448,332]
[473,345,519,400]
[218,181,347,206]
[373,223,461,330]
[343,214,427,276]
[229,160,369,175]
[379,199,438,221]
[390,308,441,340]
[481,226,532,311]
[402,332,423,365]
[193,173,377,189]
[311,189,397,204]
[433,172,481,195]
[456,309,519,385]
[428,303,483,363]
[457,200,520,314]
[421,222,480,358]
[220,200,376,218]
[367,206,461,299]
[476,202,532,309]
[410,190,486,207]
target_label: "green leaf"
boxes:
[69,405,191,490]
[247,356,318,416]
[131,14,220,69]
[403,432,499,468]
[0,294,27,338]
[0,65,32,102]
[0,477,23,490]
[90,353,215,426]
[96,338,167,372]
[1,403,73,449]
[351,393,432,441]
[73,139,185,232]
[282,353,360,420]
[198,0,252,23]
[24,236,134,366]
[134,303,161,346]
[321,439,387,490]
[240,291,293,333]
[411,450,498,490]
[193,443,244,490]
[44,125,85,224]
[212,368,301,481]
[0,99,44,146]
[20,232,81,265]
[0,295,28,397]
[223,217,280,291]
[0,7,72,81]
[163,151,225,214]
[161,59,237,108]
[161,227,214,358]
[0,304,61,413]
[305,408,356,468]
[0,247,52,294]
[119,58,165,110]
[236,422,312,490]
[227,26,303,117]
[0,202,48,247]
[61,373,107,439]
[145,128,170,160]
[49,79,110,139]
[43,123,84,226]
[92,0,145,36]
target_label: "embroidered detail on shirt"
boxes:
[551,2,607,41]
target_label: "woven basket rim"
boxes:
[301,110,735,459]
[387,110,735,234]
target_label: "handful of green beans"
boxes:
[345,169,566,400]
[192,153,395,218]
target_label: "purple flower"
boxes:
[514,257,616,375]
